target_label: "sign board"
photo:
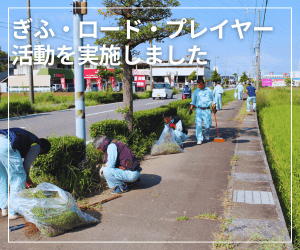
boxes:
[84,68,114,79]
[54,74,64,78]
[86,78,91,89]
[262,79,272,87]
[97,78,102,90]
[60,78,66,89]
[133,69,150,75]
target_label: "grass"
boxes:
[176,216,189,221]
[256,87,300,247]
[195,212,219,220]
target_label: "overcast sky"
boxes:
[0,0,298,77]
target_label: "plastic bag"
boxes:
[11,182,99,237]
[151,127,184,156]
[234,91,238,99]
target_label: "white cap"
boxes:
[185,82,189,86]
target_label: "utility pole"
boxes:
[73,0,87,142]
[225,62,226,80]
[150,40,153,90]
[256,9,260,90]
[27,0,34,103]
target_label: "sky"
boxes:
[0,0,299,78]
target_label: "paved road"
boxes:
[0,88,235,141]
[0,95,181,141]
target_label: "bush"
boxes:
[0,100,34,118]
[172,88,179,95]
[137,90,152,99]
[30,135,103,196]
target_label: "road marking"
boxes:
[85,109,116,117]
[233,190,275,205]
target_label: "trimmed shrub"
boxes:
[0,100,34,118]
[172,88,179,95]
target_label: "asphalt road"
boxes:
[0,88,235,141]
[0,95,182,141]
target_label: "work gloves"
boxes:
[213,105,217,114]
[189,109,193,115]
[169,123,176,129]
[99,164,106,178]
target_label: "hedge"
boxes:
[30,135,103,196]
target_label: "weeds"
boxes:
[176,216,189,221]
[195,212,219,220]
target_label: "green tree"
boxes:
[223,78,229,85]
[0,51,8,73]
[96,66,114,91]
[96,0,197,132]
[239,71,249,83]
[284,77,293,86]
[187,70,197,82]
[233,73,238,83]
[209,70,221,85]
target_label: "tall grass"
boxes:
[256,87,299,247]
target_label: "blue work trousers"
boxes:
[238,91,243,100]
[195,108,212,143]
[103,167,140,188]
[247,96,256,110]
[0,135,26,214]
[214,94,222,110]
[173,130,188,146]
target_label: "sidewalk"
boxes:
[2,97,291,250]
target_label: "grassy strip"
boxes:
[256,87,300,247]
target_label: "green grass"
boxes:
[256,87,300,247]
[176,216,189,221]
[195,212,219,220]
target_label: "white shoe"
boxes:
[246,110,250,112]
[9,213,22,220]
[197,141,202,145]
[2,207,8,217]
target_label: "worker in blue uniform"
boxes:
[213,82,224,110]
[94,135,142,194]
[246,82,258,112]
[0,128,51,219]
[182,82,192,99]
[189,80,217,145]
[236,82,244,100]
[162,112,188,148]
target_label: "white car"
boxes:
[152,83,173,99]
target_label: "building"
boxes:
[1,56,117,92]
[133,58,212,90]
[221,75,236,84]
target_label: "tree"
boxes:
[96,0,197,132]
[239,71,249,83]
[233,73,238,83]
[0,51,8,73]
[187,70,197,82]
[209,70,221,85]
[96,66,114,91]
[284,77,293,86]
[223,78,229,85]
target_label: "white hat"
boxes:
[185,82,189,86]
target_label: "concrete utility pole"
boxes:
[225,62,226,80]
[73,0,87,142]
[256,9,260,90]
[150,40,153,90]
[27,0,34,103]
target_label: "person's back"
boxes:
[246,85,256,97]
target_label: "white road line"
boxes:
[85,109,116,117]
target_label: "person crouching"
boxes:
[163,112,188,148]
[94,135,142,194]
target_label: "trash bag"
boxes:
[234,91,238,99]
[151,127,184,156]
[11,182,99,237]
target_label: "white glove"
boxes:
[99,166,105,178]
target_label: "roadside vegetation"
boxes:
[0,90,154,119]
[256,87,300,247]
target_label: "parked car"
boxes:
[52,84,62,92]
[91,83,98,91]
[152,83,173,99]
[66,83,74,92]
